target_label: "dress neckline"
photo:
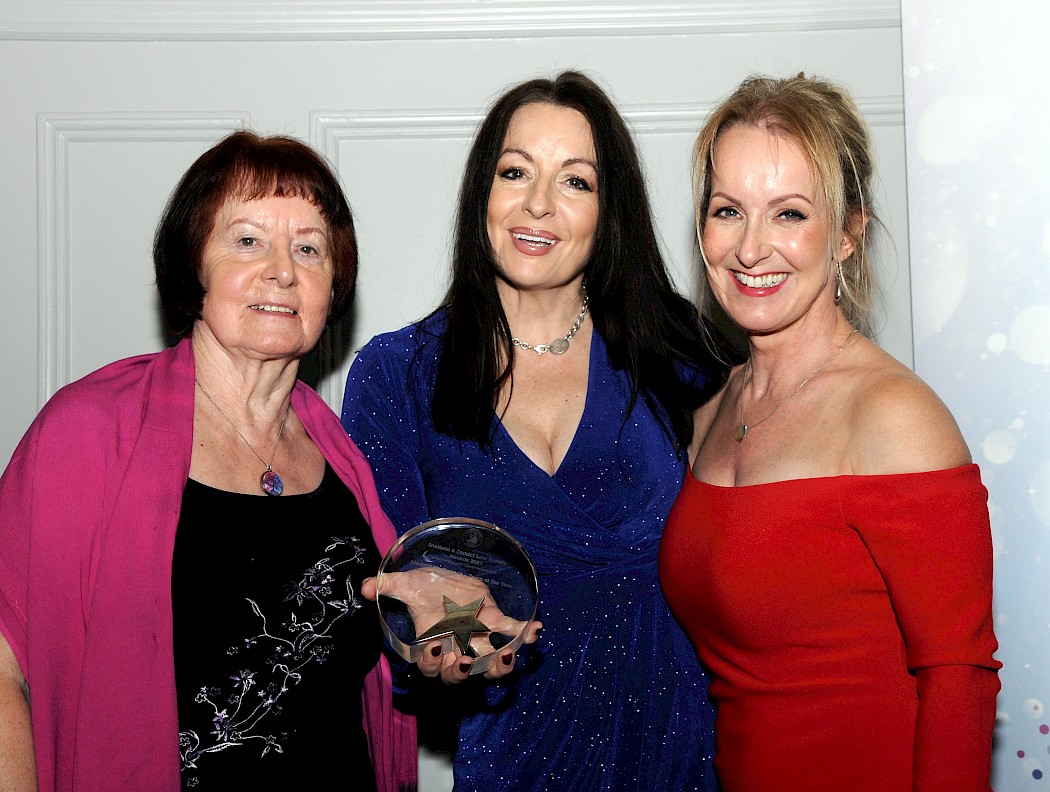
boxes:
[686,462,979,491]
[495,329,598,479]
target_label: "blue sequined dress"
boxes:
[341,313,718,791]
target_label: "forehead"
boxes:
[712,124,817,192]
[211,193,328,229]
[502,103,596,157]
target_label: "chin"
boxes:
[246,337,310,361]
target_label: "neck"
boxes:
[744,318,856,397]
[191,332,298,422]
[498,281,588,340]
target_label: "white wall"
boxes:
[0,2,908,788]
[901,1,1050,788]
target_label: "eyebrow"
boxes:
[499,147,598,171]
[226,217,328,236]
[709,191,815,208]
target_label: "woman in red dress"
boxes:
[659,74,1001,791]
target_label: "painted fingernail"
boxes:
[430,644,441,658]
[501,653,512,666]
[458,661,471,673]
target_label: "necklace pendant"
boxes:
[261,468,284,496]
[547,337,569,355]
[736,424,748,443]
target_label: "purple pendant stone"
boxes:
[261,469,283,496]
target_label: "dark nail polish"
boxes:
[501,653,512,666]
[458,661,471,673]
[430,644,441,657]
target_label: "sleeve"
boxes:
[341,335,438,701]
[341,335,434,535]
[0,394,109,674]
[848,465,1001,792]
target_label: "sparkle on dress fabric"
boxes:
[342,312,718,792]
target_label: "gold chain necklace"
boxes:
[195,378,291,495]
[736,329,858,443]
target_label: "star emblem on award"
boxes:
[414,596,491,657]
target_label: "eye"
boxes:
[298,245,317,256]
[498,166,525,181]
[777,208,808,221]
[710,206,739,219]
[237,236,258,247]
[565,175,594,192]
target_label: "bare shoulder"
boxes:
[846,343,972,475]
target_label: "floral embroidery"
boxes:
[179,536,369,784]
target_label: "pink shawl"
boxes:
[0,338,416,791]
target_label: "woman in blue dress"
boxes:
[342,70,730,791]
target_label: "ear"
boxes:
[838,208,870,261]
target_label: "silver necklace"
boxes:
[195,378,291,496]
[736,329,858,443]
[511,288,589,356]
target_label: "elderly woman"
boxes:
[342,71,730,790]
[0,131,415,791]
[659,74,1001,791]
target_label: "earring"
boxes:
[834,260,843,303]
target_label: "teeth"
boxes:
[252,305,295,314]
[734,272,788,288]
[514,233,555,246]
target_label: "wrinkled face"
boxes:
[701,124,853,335]
[196,194,334,362]
[486,103,599,294]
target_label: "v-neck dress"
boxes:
[341,312,719,791]
[659,465,1000,791]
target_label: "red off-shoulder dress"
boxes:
[659,464,1000,792]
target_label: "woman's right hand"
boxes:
[361,569,542,684]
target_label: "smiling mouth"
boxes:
[733,272,788,288]
[250,304,296,314]
[513,232,555,246]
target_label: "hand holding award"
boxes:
[369,518,541,680]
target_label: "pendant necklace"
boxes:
[195,378,291,496]
[511,287,589,356]
[736,329,858,443]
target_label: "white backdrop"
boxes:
[0,2,909,789]
[901,1,1050,788]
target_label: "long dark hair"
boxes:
[432,70,730,450]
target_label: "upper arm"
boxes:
[341,339,432,532]
[0,628,36,790]
[0,630,28,706]
[849,370,972,476]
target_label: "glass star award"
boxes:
[375,517,539,675]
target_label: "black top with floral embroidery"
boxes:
[172,463,382,790]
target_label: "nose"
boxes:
[522,179,554,218]
[264,245,297,287]
[735,219,771,269]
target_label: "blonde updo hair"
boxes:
[692,73,879,336]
